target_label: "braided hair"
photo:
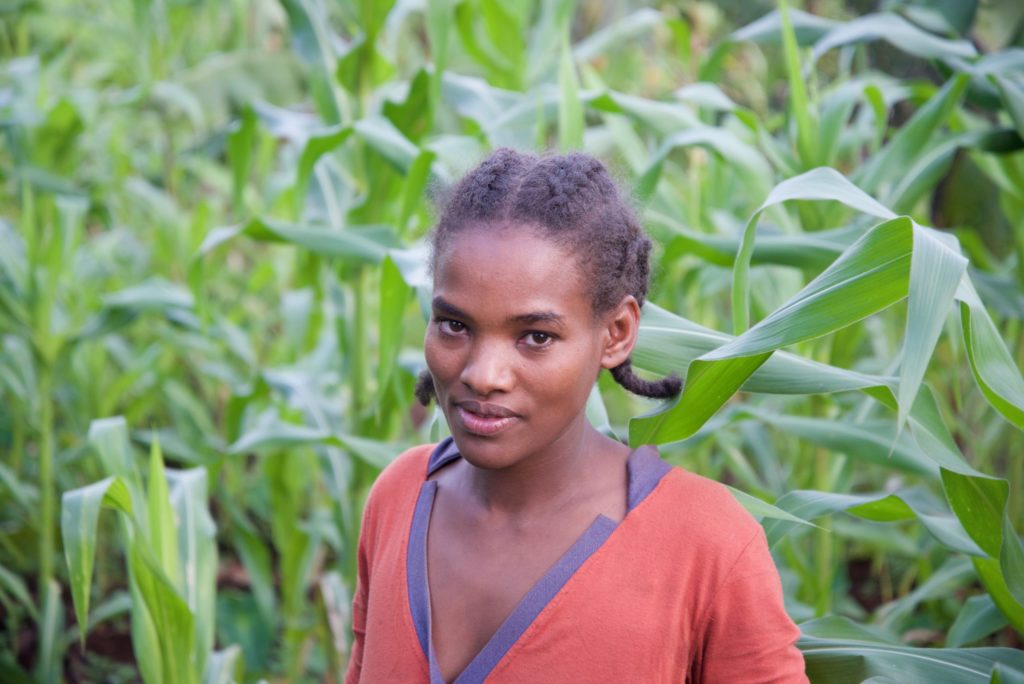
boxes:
[415,148,681,405]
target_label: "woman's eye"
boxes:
[523,332,554,348]
[437,319,466,335]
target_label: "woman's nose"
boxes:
[459,341,514,396]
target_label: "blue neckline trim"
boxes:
[407,438,670,684]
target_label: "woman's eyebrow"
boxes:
[433,297,565,328]
[432,296,471,320]
[512,311,565,327]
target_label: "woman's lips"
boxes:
[455,405,519,437]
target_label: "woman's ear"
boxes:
[600,295,640,370]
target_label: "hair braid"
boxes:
[414,370,435,407]
[609,359,682,400]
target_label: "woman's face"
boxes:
[425,225,631,470]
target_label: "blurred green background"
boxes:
[2,0,1024,682]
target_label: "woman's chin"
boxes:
[449,431,525,471]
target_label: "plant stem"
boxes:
[37,361,55,605]
[814,447,833,617]
[351,267,370,424]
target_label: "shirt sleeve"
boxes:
[344,495,374,684]
[694,528,808,684]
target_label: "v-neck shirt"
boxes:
[345,439,807,684]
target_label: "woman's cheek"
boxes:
[424,334,458,388]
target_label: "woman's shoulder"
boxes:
[368,442,436,497]
[647,462,765,559]
[359,442,436,534]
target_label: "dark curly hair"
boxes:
[414,148,681,405]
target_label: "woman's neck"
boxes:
[461,420,626,519]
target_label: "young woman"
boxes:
[345,149,807,683]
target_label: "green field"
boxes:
[2,0,1024,681]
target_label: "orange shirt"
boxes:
[346,439,807,683]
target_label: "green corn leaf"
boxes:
[353,117,422,172]
[426,0,451,126]
[226,106,257,212]
[854,74,969,199]
[198,217,398,263]
[147,437,181,588]
[102,278,195,313]
[167,468,217,677]
[573,9,663,62]
[203,645,243,684]
[227,418,398,469]
[61,476,134,645]
[481,0,525,88]
[725,486,817,528]
[128,566,163,684]
[228,508,277,627]
[816,92,855,168]
[974,556,1024,636]
[991,662,1024,684]
[779,0,817,169]
[733,165,892,331]
[732,166,896,334]
[634,303,891,397]
[0,563,37,621]
[899,227,968,430]
[88,417,144,495]
[763,488,981,554]
[378,255,413,394]
[399,149,437,232]
[453,2,517,88]
[991,73,1024,139]
[1000,517,1024,606]
[558,29,583,150]
[741,409,937,477]
[639,210,1024,450]
[811,13,978,64]
[673,82,737,112]
[295,123,353,205]
[128,541,196,684]
[888,129,1024,215]
[948,595,1009,648]
[656,216,860,271]
[587,89,701,136]
[586,384,615,440]
[0,658,35,684]
[957,279,1024,430]
[439,71,521,126]
[633,216,912,446]
[36,580,63,684]
[878,558,977,632]
[278,0,334,66]
[729,8,841,46]
[320,570,351,672]
[636,126,771,201]
[800,615,1024,683]
[388,242,433,318]
[941,467,1024,613]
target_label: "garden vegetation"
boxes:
[1,0,1023,682]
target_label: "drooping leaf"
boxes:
[947,595,1009,648]
[61,477,134,645]
[198,217,397,263]
[729,8,841,46]
[899,227,967,429]
[811,13,978,64]
[800,615,1024,683]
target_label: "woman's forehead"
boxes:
[432,228,591,321]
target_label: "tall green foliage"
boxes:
[0,0,1022,681]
